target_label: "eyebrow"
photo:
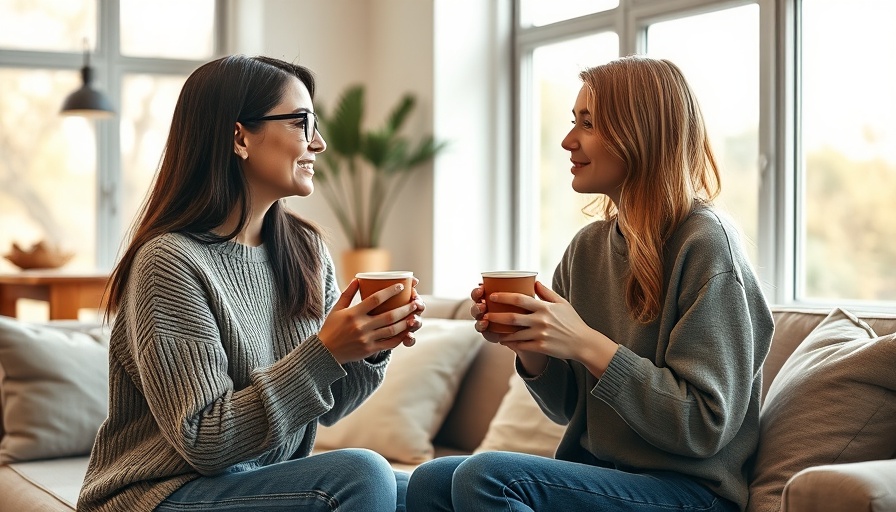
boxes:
[572,108,591,117]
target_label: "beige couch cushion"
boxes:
[0,317,109,463]
[475,373,565,457]
[766,308,896,396]
[433,340,515,452]
[315,318,482,464]
[748,308,896,512]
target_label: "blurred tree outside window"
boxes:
[800,0,896,302]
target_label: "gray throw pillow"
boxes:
[747,308,896,512]
[0,316,109,462]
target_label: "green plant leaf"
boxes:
[406,136,448,168]
[311,85,446,249]
[319,85,364,158]
[384,94,415,134]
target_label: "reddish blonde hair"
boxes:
[580,56,721,323]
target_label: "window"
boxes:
[798,0,896,303]
[519,33,618,280]
[514,0,896,308]
[0,0,222,281]
[646,5,760,264]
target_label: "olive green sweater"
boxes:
[78,233,389,511]
[524,206,774,511]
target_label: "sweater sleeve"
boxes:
[593,269,766,458]
[517,258,581,424]
[128,239,348,474]
[316,248,390,426]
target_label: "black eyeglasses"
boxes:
[242,111,318,142]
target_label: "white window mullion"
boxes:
[95,0,121,270]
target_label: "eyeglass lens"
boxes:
[304,112,317,142]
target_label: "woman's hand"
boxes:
[469,283,548,375]
[402,277,425,346]
[319,279,423,364]
[469,285,503,344]
[483,281,619,378]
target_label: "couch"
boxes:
[0,296,894,511]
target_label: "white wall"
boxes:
[228,0,510,297]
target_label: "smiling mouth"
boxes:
[570,160,589,170]
[297,161,315,175]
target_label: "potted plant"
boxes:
[315,84,446,283]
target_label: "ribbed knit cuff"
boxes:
[591,344,643,400]
[297,334,348,384]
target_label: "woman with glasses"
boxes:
[406,56,773,512]
[78,54,421,512]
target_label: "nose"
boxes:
[309,129,327,153]
[560,127,578,151]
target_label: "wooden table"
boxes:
[0,271,110,320]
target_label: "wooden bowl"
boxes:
[3,241,75,270]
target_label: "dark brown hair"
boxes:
[106,55,326,320]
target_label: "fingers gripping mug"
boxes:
[356,271,414,315]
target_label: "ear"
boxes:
[233,122,249,160]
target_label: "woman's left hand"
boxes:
[488,282,618,377]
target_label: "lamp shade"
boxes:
[60,49,114,119]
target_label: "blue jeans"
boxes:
[155,448,408,511]
[406,452,739,512]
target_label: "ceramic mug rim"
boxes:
[481,270,537,278]
[355,271,414,279]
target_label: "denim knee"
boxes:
[406,455,467,512]
[455,451,523,483]
[326,448,397,509]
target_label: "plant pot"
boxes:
[340,248,391,287]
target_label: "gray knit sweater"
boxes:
[77,233,389,511]
[524,206,774,511]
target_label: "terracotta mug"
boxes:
[356,271,414,315]
[481,271,537,333]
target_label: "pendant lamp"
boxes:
[60,41,114,119]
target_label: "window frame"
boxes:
[512,0,814,306]
[0,0,227,269]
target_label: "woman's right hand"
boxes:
[319,279,418,364]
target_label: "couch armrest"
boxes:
[782,459,896,512]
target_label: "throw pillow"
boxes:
[315,318,482,464]
[747,308,896,512]
[0,317,109,463]
[475,373,565,457]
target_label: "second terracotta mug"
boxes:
[481,271,537,333]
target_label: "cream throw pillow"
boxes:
[0,317,109,463]
[475,373,565,457]
[315,318,481,464]
[747,308,896,512]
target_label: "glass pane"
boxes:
[0,68,97,274]
[523,0,618,27]
[120,0,215,59]
[0,0,96,52]
[529,32,619,280]
[800,0,896,302]
[647,5,760,264]
[120,73,187,234]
